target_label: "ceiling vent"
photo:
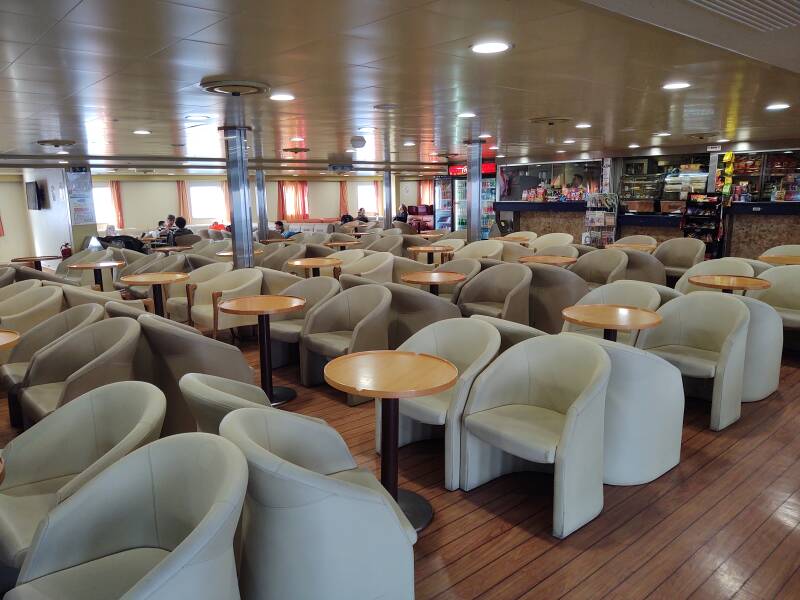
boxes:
[199,78,270,96]
[283,147,310,153]
[373,103,399,111]
[529,116,572,125]
[688,0,800,32]
[37,138,76,149]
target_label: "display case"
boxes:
[619,174,664,213]
[762,151,800,201]
[582,193,618,247]
[681,193,723,259]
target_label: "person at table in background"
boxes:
[162,214,176,234]
[394,204,408,223]
[144,220,165,238]
[274,220,296,239]
[208,221,226,231]
[340,212,354,224]
[166,217,193,244]
[356,208,369,223]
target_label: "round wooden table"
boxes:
[562,304,662,342]
[219,295,306,406]
[215,249,264,258]
[519,255,578,267]
[260,238,291,244]
[606,243,657,253]
[324,350,459,531]
[407,245,454,265]
[0,329,21,350]
[351,231,372,238]
[418,232,443,240]
[11,255,61,271]
[0,328,21,427]
[286,257,343,278]
[68,260,125,291]
[492,236,529,248]
[153,246,193,254]
[324,241,361,251]
[758,254,800,265]
[688,275,771,294]
[400,271,465,296]
[119,272,189,316]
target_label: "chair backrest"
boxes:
[526,263,591,333]
[0,266,15,288]
[303,243,335,259]
[747,265,800,310]
[675,258,754,294]
[500,241,535,263]
[261,243,306,271]
[432,258,480,301]
[459,262,531,303]
[367,236,403,255]
[384,283,462,348]
[342,252,394,282]
[193,268,262,305]
[469,315,547,353]
[278,276,341,321]
[118,252,161,278]
[618,248,667,285]
[0,279,41,302]
[0,285,62,317]
[536,245,578,258]
[380,228,404,236]
[570,248,628,286]
[307,284,391,333]
[730,257,773,276]
[174,233,202,246]
[328,249,365,266]
[530,232,574,252]
[180,373,269,433]
[454,240,504,260]
[763,244,800,256]
[571,243,598,256]
[8,303,105,363]
[617,235,657,245]
[257,267,303,294]
[615,280,682,306]
[393,256,432,282]
[295,232,330,245]
[653,237,706,269]
[433,238,465,251]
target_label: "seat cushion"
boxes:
[647,345,718,378]
[465,404,565,464]
[399,388,455,425]
[304,331,353,357]
[0,478,67,568]
[665,266,688,278]
[5,547,169,600]
[270,319,305,344]
[20,383,67,423]
[459,301,504,319]
[330,468,417,545]
[0,362,29,390]
[165,297,189,323]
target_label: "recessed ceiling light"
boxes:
[345,149,355,153]
[489,145,499,150]
[270,92,295,101]
[280,163,289,166]
[58,160,68,164]
[181,161,191,165]
[717,138,730,143]
[766,103,790,111]
[185,114,211,122]
[556,150,566,154]
[628,143,640,148]
[457,112,476,118]
[478,133,492,139]
[56,150,69,155]
[575,122,592,129]
[563,139,575,144]
[290,136,304,142]
[403,141,416,147]
[319,172,328,175]
[292,174,298,176]
[358,126,375,133]
[662,81,690,90]
[785,150,794,154]
[496,154,506,158]
[133,129,151,135]
[471,41,511,54]
[654,132,671,137]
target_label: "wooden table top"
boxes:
[401,271,466,286]
[758,254,800,265]
[688,274,771,291]
[562,304,662,331]
[606,243,657,253]
[324,241,361,248]
[492,236,530,246]
[219,294,306,316]
[351,231,372,237]
[0,328,20,350]
[324,350,459,399]
[215,249,264,257]
[419,232,443,239]
[120,272,190,286]
[408,245,454,254]
[260,238,290,244]
[154,245,193,253]
[11,255,61,263]
[287,257,343,268]
[68,260,125,270]
[519,255,578,266]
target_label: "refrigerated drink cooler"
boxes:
[434,172,496,238]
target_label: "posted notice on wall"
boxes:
[66,168,96,225]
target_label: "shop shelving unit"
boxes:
[681,193,724,259]
[582,192,619,247]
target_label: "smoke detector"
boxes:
[37,139,76,149]
[350,135,367,149]
[199,78,270,96]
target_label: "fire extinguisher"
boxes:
[60,242,72,259]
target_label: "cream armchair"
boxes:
[527,263,591,333]
[367,235,403,256]
[194,239,231,259]
[113,252,160,285]
[300,285,391,399]
[537,245,579,258]
[569,248,628,288]
[470,314,547,352]
[617,234,657,245]
[453,240,503,260]
[257,267,302,294]
[675,258,753,294]
[747,265,800,329]
[433,238,466,254]
[318,249,364,277]
[341,252,394,283]
[732,257,772,276]
[124,253,187,298]
[619,248,667,285]
[384,282,462,349]
[738,296,783,402]
[763,244,800,256]
[60,284,152,312]
[58,249,112,286]
[500,241,536,262]
[180,373,270,433]
[457,263,531,324]
[189,267,262,338]
[166,261,232,323]
[431,258,480,303]
[375,319,500,490]
[19,318,141,426]
[632,281,683,306]
[393,255,432,284]
[220,407,416,600]
[261,243,306,272]
[0,280,40,302]
[461,335,611,538]
[636,292,750,430]
[0,382,165,573]
[562,281,660,345]
[0,286,63,339]
[530,232,573,252]
[5,433,247,600]
[653,237,706,278]
[0,267,14,288]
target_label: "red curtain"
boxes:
[277,181,308,220]
[418,180,434,206]
[339,181,348,216]
[176,181,191,220]
[110,180,125,228]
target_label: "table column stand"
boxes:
[312,267,321,277]
[152,283,165,317]
[32,260,42,271]
[430,284,439,296]
[258,313,296,407]
[93,268,103,290]
[603,329,617,342]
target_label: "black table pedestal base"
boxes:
[269,385,296,407]
[398,489,434,532]
[603,328,618,342]
[152,283,165,316]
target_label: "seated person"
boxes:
[356,208,369,223]
[162,214,176,233]
[144,220,165,238]
[167,217,193,244]
[208,221,226,230]
[275,220,299,239]
[394,203,408,223]
[341,213,354,224]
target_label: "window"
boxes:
[92,184,117,226]
[357,182,380,216]
[189,183,226,220]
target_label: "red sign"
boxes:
[447,163,497,176]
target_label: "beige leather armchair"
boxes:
[457,263,531,324]
[366,235,403,256]
[631,280,683,306]
[527,263,591,333]
[569,248,628,288]
[384,282,462,349]
[675,258,753,294]
[376,318,500,490]
[165,261,231,323]
[61,284,153,312]
[257,266,302,294]
[433,238,466,254]
[747,265,800,329]
[431,258,480,303]
[617,234,657,245]
[392,255,432,283]
[469,314,547,352]
[0,287,62,336]
[619,248,667,285]
[0,267,15,288]
[189,268,262,337]
[5,433,247,600]
[537,245,579,258]
[302,243,335,259]
[0,280,40,303]
[0,382,166,574]
[341,252,394,283]
[180,373,270,433]
[500,241,536,262]
[453,240,504,260]
[738,296,783,402]
[636,291,750,431]
[530,232,573,252]
[653,237,706,278]
[261,243,306,272]
[19,318,141,426]
[220,407,415,600]
[571,243,597,256]
[461,335,611,538]
[732,257,773,276]
[762,244,800,256]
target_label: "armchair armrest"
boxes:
[502,278,530,325]
[186,283,197,325]
[350,303,390,352]
[24,329,90,386]
[302,299,343,336]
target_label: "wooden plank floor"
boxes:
[3,340,800,599]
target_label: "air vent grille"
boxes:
[529,116,572,125]
[688,0,800,32]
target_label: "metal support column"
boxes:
[383,170,393,228]
[221,122,254,268]
[255,169,269,241]
[465,140,482,242]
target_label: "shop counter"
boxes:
[493,201,586,241]
[617,213,682,243]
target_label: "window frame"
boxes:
[91,183,117,227]
[356,182,381,217]
[188,182,226,221]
